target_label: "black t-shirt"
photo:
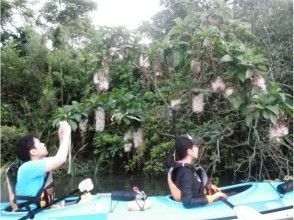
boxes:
[172,165,208,208]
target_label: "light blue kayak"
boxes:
[1,181,293,220]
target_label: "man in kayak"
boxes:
[6,121,71,211]
[167,134,227,208]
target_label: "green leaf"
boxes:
[82,112,88,117]
[269,114,277,124]
[52,118,60,127]
[256,64,267,72]
[73,114,81,122]
[68,120,78,131]
[122,117,131,125]
[285,97,293,110]
[265,106,279,115]
[245,115,253,127]
[279,93,286,102]
[237,72,246,82]
[172,51,181,67]
[262,110,270,119]
[252,94,262,101]
[174,17,182,26]
[71,100,79,106]
[255,104,264,109]
[179,41,189,46]
[219,54,233,63]
[185,50,193,57]
[245,69,253,79]
[230,97,243,109]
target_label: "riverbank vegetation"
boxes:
[1,0,292,182]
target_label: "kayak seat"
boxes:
[220,184,252,197]
[277,180,293,194]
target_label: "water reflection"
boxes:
[1,174,170,202]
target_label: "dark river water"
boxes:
[1,174,170,202]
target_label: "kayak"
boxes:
[1,181,293,220]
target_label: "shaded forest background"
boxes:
[1,0,293,183]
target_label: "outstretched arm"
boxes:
[44,121,71,172]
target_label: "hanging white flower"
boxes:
[191,59,201,74]
[118,53,124,60]
[270,123,289,139]
[124,143,133,152]
[133,128,143,149]
[170,98,181,109]
[102,65,109,77]
[45,40,53,51]
[224,88,234,98]
[95,107,105,132]
[93,72,100,84]
[124,129,133,142]
[98,78,109,91]
[79,118,88,132]
[139,55,144,66]
[192,93,204,113]
[252,74,267,91]
[139,55,150,69]
[211,77,226,93]
[93,72,109,91]
[109,47,118,56]
[155,71,161,76]
[155,64,162,76]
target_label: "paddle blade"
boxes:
[78,178,94,192]
[233,205,266,220]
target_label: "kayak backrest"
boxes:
[110,190,147,212]
[277,180,293,194]
[111,191,137,201]
[221,184,252,197]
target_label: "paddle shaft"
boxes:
[18,189,79,220]
[221,198,266,220]
[222,199,234,208]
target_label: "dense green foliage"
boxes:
[1,0,292,182]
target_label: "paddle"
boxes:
[18,178,94,220]
[222,199,266,220]
[211,186,266,220]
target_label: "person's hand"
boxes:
[206,191,227,203]
[58,121,71,140]
[10,201,18,212]
[214,191,228,200]
[210,184,220,193]
[213,191,227,201]
[204,183,220,195]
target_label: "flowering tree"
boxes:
[140,0,292,180]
